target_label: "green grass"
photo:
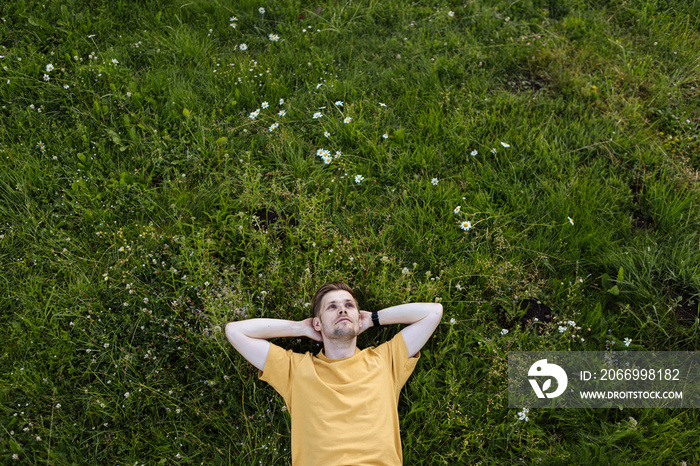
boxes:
[1,0,699,463]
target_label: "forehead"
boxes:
[321,290,356,307]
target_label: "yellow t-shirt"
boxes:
[259,332,420,466]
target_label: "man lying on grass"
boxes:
[225,281,443,465]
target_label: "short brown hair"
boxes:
[311,282,358,318]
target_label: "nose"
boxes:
[338,306,347,314]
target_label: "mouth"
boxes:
[336,318,351,324]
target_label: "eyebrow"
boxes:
[325,299,355,306]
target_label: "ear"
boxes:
[312,316,322,332]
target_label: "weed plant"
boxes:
[1,0,699,464]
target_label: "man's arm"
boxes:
[361,303,443,357]
[225,318,321,371]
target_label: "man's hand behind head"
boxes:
[301,318,323,342]
[358,310,373,335]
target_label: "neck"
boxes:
[322,337,357,359]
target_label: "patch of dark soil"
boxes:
[504,72,549,95]
[629,174,654,230]
[520,299,554,325]
[497,299,554,332]
[252,208,298,243]
[674,291,698,322]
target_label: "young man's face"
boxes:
[313,289,360,340]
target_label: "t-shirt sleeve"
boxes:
[258,343,297,404]
[384,332,420,392]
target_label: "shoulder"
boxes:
[260,343,312,379]
[369,332,414,359]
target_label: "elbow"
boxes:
[225,322,240,345]
[433,303,443,321]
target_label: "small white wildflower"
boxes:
[239,44,248,51]
[501,329,508,335]
[454,206,461,214]
[259,7,265,14]
[471,150,478,156]
[517,408,529,421]
[46,64,54,72]
[354,174,364,183]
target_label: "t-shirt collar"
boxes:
[316,347,361,362]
